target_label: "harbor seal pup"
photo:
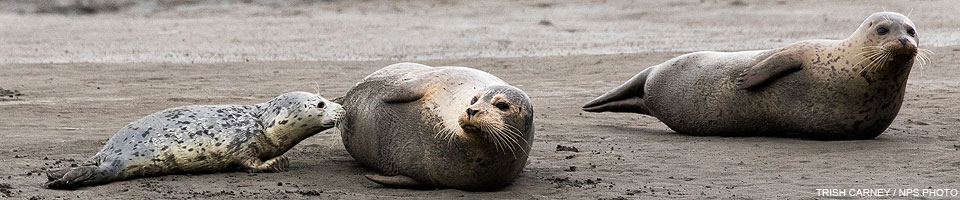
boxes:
[44,91,343,189]
[337,63,534,190]
[582,12,930,140]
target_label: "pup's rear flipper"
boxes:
[45,169,71,181]
[364,174,431,189]
[582,68,651,114]
[44,166,110,190]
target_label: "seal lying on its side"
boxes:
[45,92,343,189]
[337,63,534,191]
[583,12,929,140]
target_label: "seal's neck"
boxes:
[251,102,323,156]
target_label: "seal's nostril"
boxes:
[899,38,908,47]
[466,108,477,116]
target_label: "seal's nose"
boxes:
[899,38,908,47]
[466,108,478,116]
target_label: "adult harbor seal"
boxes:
[45,91,343,189]
[582,12,929,140]
[337,63,534,190]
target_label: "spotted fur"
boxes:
[583,12,924,140]
[45,92,343,189]
[338,63,534,190]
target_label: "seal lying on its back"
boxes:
[337,63,534,191]
[45,92,343,189]
[583,12,929,140]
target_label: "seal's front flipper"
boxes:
[364,174,431,189]
[381,77,428,103]
[44,166,107,189]
[736,48,803,90]
[582,68,651,114]
[243,156,290,173]
[331,96,345,105]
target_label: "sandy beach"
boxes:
[0,0,957,199]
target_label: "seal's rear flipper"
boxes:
[582,97,649,114]
[364,174,431,189]
[582,68,651,114]
[45,169,71,181]
[44,166,108,190]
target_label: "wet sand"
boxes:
[1,0,958,199]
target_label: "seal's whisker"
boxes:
[502,124,525,159]
[481,122,521,158]
[881,8,891,21]
[481,123,505,153]
[914,50,931,74]
[854,49,878,57]
[493,125,519,159]
[502,123,527,147]
[858,51,884,73]
[490,123,526,159]
[502,128,527,158]
[855,48,877,55]
[434,120,459,145]
[856,48,876,58]
[870,53,889,72]
[479,123,498,151]
[491,126,508,154]
[879,53,892,71]
[495,123,520,157]
[494,126,515,157]
[434,121,448,139]
[864,56,881,73]
[854,48,882,67]
[916,54,927,70]
[433,121,444,139]
[867,48,890,72]
[445,124,459,144]
[860,46,882,51]
[860,51,882,64]
[918,54,930,64]
[916,49,934,71]
[855,55,874,69]
[918,49,934,63]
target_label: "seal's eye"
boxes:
[907,29,916,37]
[495,102,510,110]
[471,96,478,104]
[877,27,889,35]
[317,101,325,108]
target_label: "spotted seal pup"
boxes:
[583,12,930,140]
[337,63,534,190]
[44,91,343,189]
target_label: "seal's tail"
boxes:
[44,166,112,190]
[582,68,652,114]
